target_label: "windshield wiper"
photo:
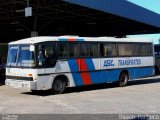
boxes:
[18,54,23,68]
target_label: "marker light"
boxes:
[28,74,32,77]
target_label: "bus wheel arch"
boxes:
[51,75,69,94]
[118,70,129,87]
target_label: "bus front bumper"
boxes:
[5,79,37,90]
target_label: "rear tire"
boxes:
[51,78,66,94]
[119,72,129,87]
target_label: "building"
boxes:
[0,0,159,43]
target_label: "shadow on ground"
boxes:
[0,78,5,86]
[22,76,160,96]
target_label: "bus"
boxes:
[154,44,160,74]
[5,36,154,94]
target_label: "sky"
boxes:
[126,0,160,44]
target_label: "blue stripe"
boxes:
[85,58,95,71]
[67,59,84,86]
[76,38,85,41]
[85,59,118,83]
[130,67,154,79]
[68,58,154,86]
[59,38,68,41]
[84,59,112,83]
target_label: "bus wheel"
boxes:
[119,72,129,87]
[51,79,66,94]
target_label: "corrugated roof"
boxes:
[63,0,160,27]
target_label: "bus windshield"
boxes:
[7,45,36,67]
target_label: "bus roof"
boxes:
[9,36,152,45]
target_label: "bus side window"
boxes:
[90,43,99,57]
[118,43,133,56]
[133,43,140,56]
[69,43,79,58]
[58,43,69,58]
[37,44,55,66]
[80,43,90,57]
[44,46,54,65]
[103,43,117,57]
[140,44,146,56]
[148,44,153,56]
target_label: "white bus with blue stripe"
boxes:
[5,36,154,94]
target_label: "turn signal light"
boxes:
[28,74,33,77]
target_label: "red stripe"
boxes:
[68,38,76,41]
[76,59,92,85]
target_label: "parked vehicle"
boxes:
[154,44,160,74]
[5,36,154,93]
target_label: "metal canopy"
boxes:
[0,0,159,43]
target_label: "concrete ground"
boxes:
[0,75,160,114]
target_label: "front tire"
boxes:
[51,79,66,94]
[119,72,129,87]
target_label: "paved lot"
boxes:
[0,76,160,114]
